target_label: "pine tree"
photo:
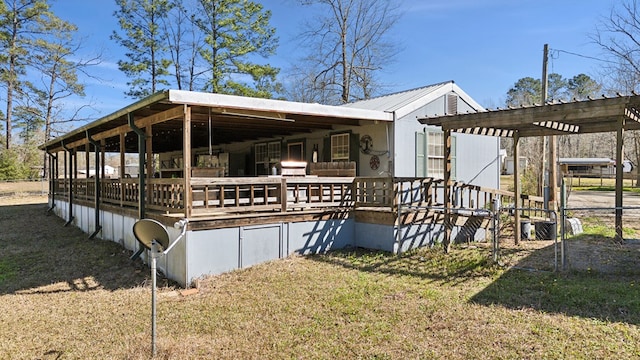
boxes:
[192,0,280,98]
[112,0,172,98]
[0,0,65,149]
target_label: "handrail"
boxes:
[53,176,546,219]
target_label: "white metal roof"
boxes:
[342,81,484,119]
[169,90,393,122]
[558,158,614,165]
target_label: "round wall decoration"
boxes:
[369,155,380,170]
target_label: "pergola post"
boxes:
[443,129,452,253]
[615,116,625,242]
[549,135,558,211]
[513,133,521,245]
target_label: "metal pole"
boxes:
[491,198,500,263]
[151,240,158,356]
[560,181,566,270]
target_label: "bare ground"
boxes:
[494,190,640,274]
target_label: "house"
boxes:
[559,158,634,177]
[40,82,501,287]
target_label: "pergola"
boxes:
[419,94,640,249]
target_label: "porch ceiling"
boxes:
[41,90,393,153]
[418,94,640,137]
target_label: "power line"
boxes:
[551,48,619,65]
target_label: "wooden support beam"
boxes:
[184,105,192,218]
[513,133,521,245]
[443,129,452,253]
[119,133,125,207]
[89,106,185,143]
[615,116,625,242]
[146,124,153,205]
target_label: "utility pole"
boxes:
[540,45,548,197]
[542,43,558,210]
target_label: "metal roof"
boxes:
[558,158,614,165]
[40,90,393,153]
[343,81,484,119]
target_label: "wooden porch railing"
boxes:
[388,177,546,217]
[51,176,545,218]
[190,177,354,215]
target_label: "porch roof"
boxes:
[40,90,393,153]
[418,94,640,137]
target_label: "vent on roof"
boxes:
[446,94,458,115]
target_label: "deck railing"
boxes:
[52,176,545,218]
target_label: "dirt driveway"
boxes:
[566,191,640,224]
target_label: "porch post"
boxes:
[47,151,56,211]
[120,133,125,207]
[101,139,106,182]
[62,141,74,226]
[146,125,153,205]
[183,105,192,218]
[85,143,90,181]
[87,131,102,239]
[513,133,521,245]
[615,116,625,242]
[443,129,452,253]
[128,113,146,219]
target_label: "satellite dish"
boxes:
[133,219,170,252]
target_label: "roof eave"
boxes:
[39,91,171,151]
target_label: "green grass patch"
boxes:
[579,216,637,237]
[0,258,18,284]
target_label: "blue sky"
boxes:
[51,0,617,118]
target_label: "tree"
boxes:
[504,73,603,194]
[163,0,203,91]
[592,0,640,185]
[0,0,66,149]
[505,77,541,106]
[192,0,280,98]
[567,73,601,100]
[112,0,172,99]
[592,0,640,93]
[29,20,99,179]
[291,0,401,105]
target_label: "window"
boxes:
[416,130,456,179]
[331,133,350,161]
[255,141,281,174]
[287,141,304,161]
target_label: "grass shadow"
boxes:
[0,202,155,295]
[311,240,640,326]
[308,245,499,288]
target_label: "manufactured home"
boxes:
[40,81,503,287]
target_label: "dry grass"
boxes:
[500,174,637,191]
[0,180,47,196]
[2,194,640,359]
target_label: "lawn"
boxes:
[1,195,640,359]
